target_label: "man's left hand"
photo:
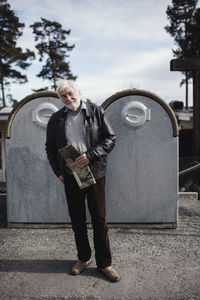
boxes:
[75,154,89,168]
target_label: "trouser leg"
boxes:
[87,177,112,268]
[64,174,91,262]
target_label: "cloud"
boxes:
[11,0,172,43]
[7,0,191,107]
[76,72,186,106]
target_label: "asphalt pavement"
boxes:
[0,196,200,300]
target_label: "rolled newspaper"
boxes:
[59,144,96,189]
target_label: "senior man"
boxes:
[45,80,120,282]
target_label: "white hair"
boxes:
[57,80,79,96]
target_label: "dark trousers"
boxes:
[64,174,112,268]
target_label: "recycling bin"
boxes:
[6,92,69,224]
[102,89,179,227]
[6,89,179,227]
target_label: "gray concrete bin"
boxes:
[6,89,179,227]
[102,89,179,227]
[6,92,70,224]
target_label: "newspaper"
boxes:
[59,144,96,189]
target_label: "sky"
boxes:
[7,0,195,106]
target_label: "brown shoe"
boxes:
[98,266,120,282]
[71,258,92,275]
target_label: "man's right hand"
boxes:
[58,175,64,184]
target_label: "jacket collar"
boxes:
[84,101,95,117]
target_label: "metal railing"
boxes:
[179,157,200,197]
[179,162,200,177]
[179,156,200,172]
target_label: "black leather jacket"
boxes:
[45,102,116,180]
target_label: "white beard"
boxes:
[66,101,80,112]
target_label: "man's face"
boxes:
[59,86,81,112]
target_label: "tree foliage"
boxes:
[0,0,35,106]
[187,7,200,58]
[165,0,199,107]
[165,0,198,59]
[30,18,76,91]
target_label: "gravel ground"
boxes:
[0,198,200,300]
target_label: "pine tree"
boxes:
[30,18,76,91]
[187,8,200,58]
[165,0,198,108]
[0,0,35,106]
[165,0,198,58]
